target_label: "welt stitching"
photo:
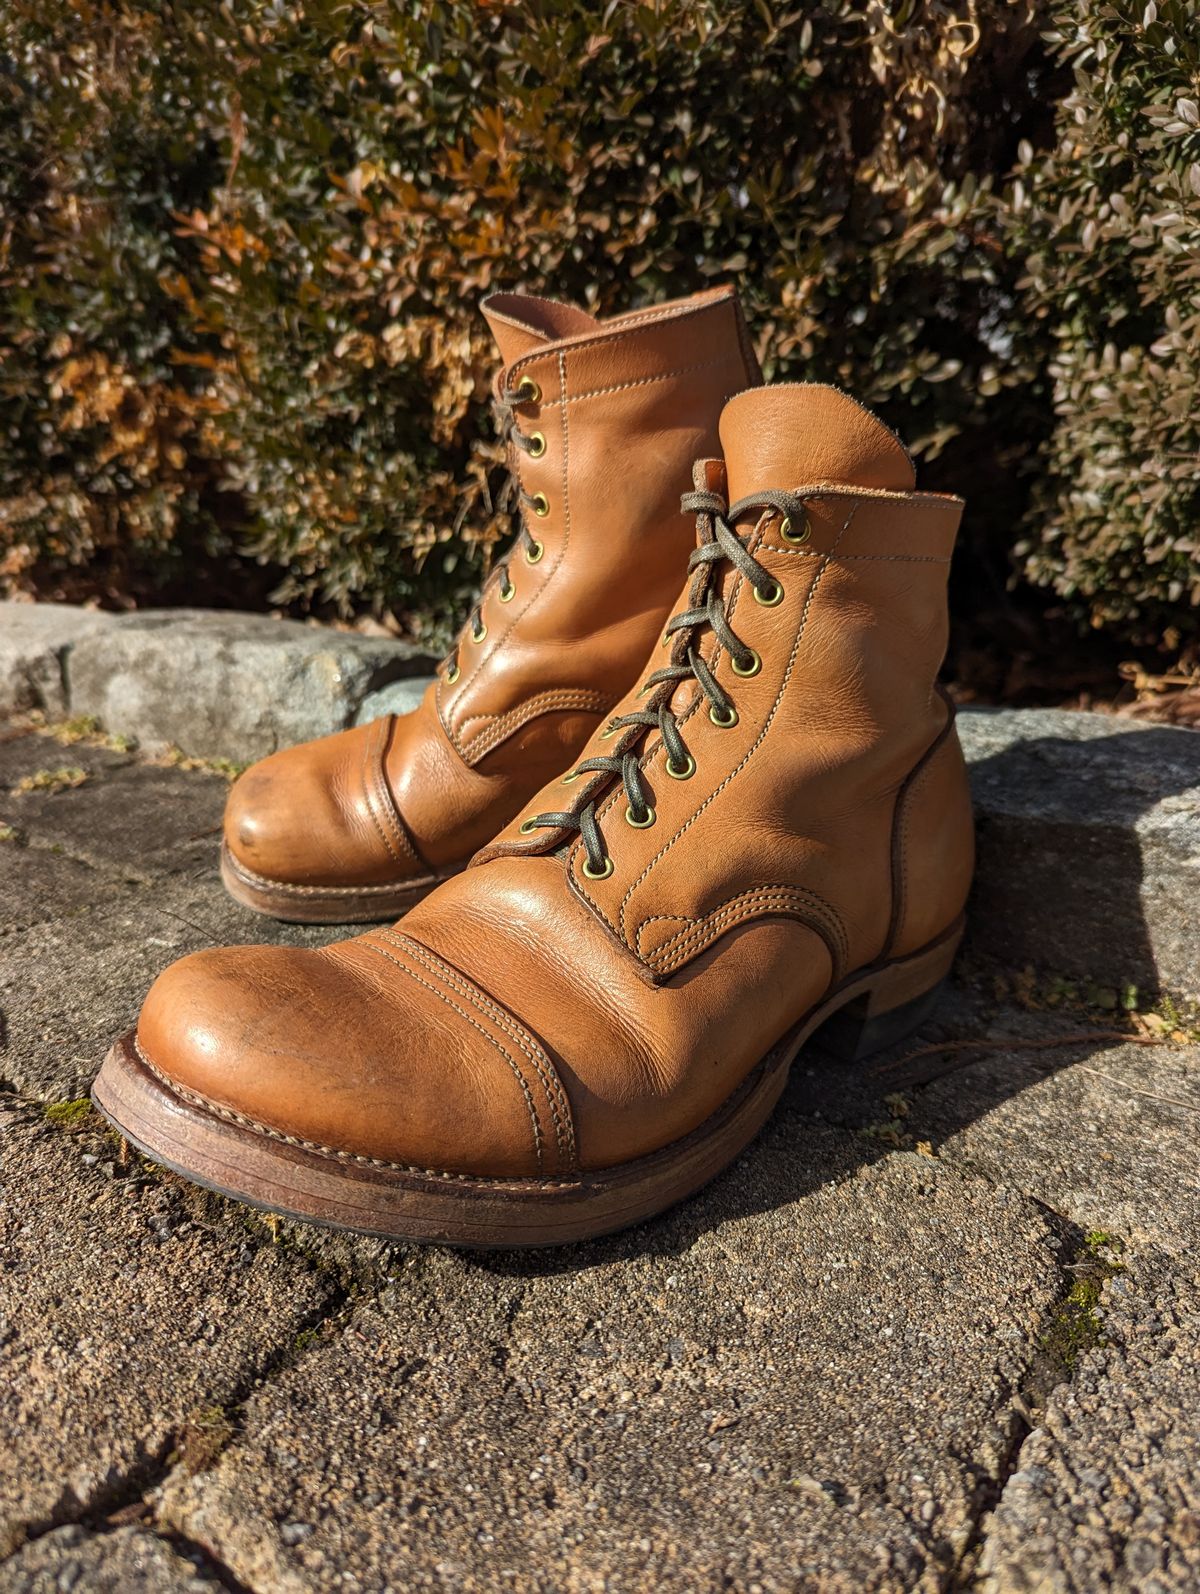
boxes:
[226,851,437,897]
[457,688,612,735]
[379,929,576,1167]
[649,904,830,964]
[792,486,965,510]
[761,544,951,564]
[133,1038,577,1186]
[613,504,858,936]
[636,884,844,953]
[556,358,729,405]
[645,888,848,963]
[363,940,544,1172]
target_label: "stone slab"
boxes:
[354,675,434,725]
[1,870,343,1101]
[0,1526,220,1593]
[797,974,1200,1261]
[0,722,343,1099]
[909,1028,1200,1258]
[0,1105,335,1557]
[0,603,113,717]
[977,1253,1200,1593]
[160,1137,1062,1593]
[957,707,1200,1001]
[1,694,1198,1590]
[7,761,225,885]
[68,609,436,761]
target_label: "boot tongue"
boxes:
[719,384,916,503]
[482,292,599,366]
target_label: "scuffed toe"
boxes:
[134,932,573,1179]
[223,719,425,890]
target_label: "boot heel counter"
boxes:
[887,713,975,960]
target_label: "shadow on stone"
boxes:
[961,721,1199,1002]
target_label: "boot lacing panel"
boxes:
[522,485,811,878]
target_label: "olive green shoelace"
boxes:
[442,388,544,682]
[522,486,810,877]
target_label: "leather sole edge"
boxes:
[91,919,963,1249]
[219,842,455,925]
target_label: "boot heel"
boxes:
[814,922,962,1063]
[817,979,947,1063]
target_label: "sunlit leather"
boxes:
[222,287,759,904]
[138,383,973,1186]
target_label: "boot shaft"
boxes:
[437,288,760,765]
[478,381,971,978]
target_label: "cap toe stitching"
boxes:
[379,928,576,1172]
[363,940,546,1174]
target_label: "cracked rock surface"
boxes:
[0,1103,335,1555]
[977,1254,1200,1594]
[2,709,1199,1590]
[0,1525,221,1593]
[157,1148,1061,1593]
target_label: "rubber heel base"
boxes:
[815,978,948,1064]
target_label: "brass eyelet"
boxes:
[472,621,487,644]
[625,804,656,829]
[527,431,547,459]
[665,753,696,781]
[516,375,541,404]
[780,513,810,545]
[531,495,550,520]
[519,818,539,834]
[499,580,515,603]
[599,723,619,740]
[581,855,614,881]
[561,769,581,785]
[445,664,460,686]
[731,649,761,678]
[754,580,784,608]
[710,703,739,728]
[525,536,545,562]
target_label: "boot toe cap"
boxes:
[223,724,422,890]
[134,935,569,1179]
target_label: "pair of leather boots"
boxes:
[92,286,974,1248]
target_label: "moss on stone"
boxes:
[13,766,90,796]
[157,747,248,782]
[1040,1232,1126,1374]
[43,1098,93,1130]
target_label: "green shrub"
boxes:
[0,1,1196,655]
[1005,0,1200,637]
[0,8,231,599]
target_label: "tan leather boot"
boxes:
[94,384,974,1247]
[220,287,760,922]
